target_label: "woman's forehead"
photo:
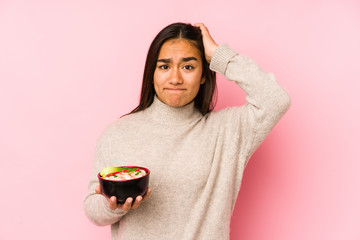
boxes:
[158,39,201,59]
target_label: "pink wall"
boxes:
[1,0,359,239]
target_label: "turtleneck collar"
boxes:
[144,95,202,125]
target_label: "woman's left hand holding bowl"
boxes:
[95,185,152,211]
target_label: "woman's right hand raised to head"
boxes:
[193,23,219,64]
[95,185,151,211]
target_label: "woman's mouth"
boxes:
[165,88,186,92]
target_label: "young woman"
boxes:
[84,22,290,239]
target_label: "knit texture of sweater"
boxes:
[83,44,291,240]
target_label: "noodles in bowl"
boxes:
[98,166,150,204]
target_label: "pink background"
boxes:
[1,0,359,239]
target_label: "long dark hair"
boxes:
[130,22,217,115]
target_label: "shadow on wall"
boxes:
[230,129,294,238]
[214,75,246,110]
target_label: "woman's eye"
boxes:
[159,65,169,70]
[184,65,194,70]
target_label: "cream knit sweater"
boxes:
[83,44,290,240]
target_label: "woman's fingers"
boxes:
[131,196,143,210]
[193,23,218,63]
[193,22,206,29]
[120,197,133,211]
[95,185,102,194]
[96,185,151,211]
[131,187,151,209]
[194,23,210,38]
[109,196,118,210]
[142,187,152,201]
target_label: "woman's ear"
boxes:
[201,76,206,84]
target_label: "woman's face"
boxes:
[153,39,205,107]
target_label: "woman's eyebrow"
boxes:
[157,58,171,63]
[182,57,198,62]
[157,57,198,63]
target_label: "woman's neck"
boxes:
[144,96,202,125]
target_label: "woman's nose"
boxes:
[169,69,183,84]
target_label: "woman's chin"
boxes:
[161,98,186,108]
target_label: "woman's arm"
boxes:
[210,43,290,158]
[83,125,151,226]
[83,136,128,226]
[83,185,127,226]
[195,23,290,164]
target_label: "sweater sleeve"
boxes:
[209,44,291,166]
[83,124,128,226]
